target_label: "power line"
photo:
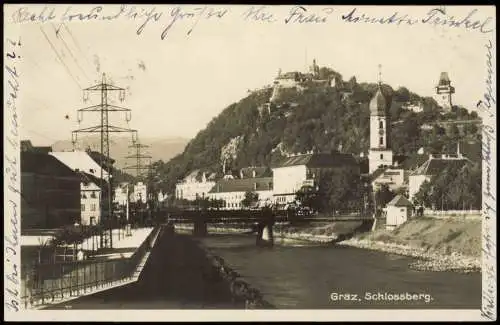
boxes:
[62,23,94,69]
[51,23,91,82]
[39,26,82,89]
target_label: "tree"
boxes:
[464,123,479,135]
[413,180,432,208]
[394,87,410,102]
[316,168,362,214]
[375,184,396,209]
[348,76,357,91]
[241,191,259,209]
[295,185,319,210]
[448,124,460,140]
[413,162,481,211]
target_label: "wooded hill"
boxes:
[152,66,481,195]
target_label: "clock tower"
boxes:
[368,65,393,174]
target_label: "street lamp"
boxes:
[126,184,132,236]
[74,222,81,260]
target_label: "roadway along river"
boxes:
[198,234,481,309]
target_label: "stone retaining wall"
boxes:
[195,243,274,309]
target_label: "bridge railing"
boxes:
[165,209,369,223]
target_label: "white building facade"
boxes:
[272,164,308,205]
[175,170,216,201]
[272,153,359,206]
[385,195,413,230]
[80,178,100,226]
[208,177,274,210]
[114,183,130,207]
[133,182,147,203]
[372,168,406,192]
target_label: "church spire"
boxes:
[378,64,382,86]
[370,64,388,116]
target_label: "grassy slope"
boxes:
[356,217,481,258]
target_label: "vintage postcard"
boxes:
[4,4,496,322]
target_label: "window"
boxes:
[379,120,383,129]
[379,137,383,145]
[90,217,96,226]
[90,191,97,198]
[91,204,96,211]
[380,154,384,160]
[81,204,85,211]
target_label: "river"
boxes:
[198,233,481,309]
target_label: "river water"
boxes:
[198,234,481,309]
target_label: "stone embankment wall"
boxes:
[195,242,274,309]
[342,216,481,273]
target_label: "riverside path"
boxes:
[44,231,237,309]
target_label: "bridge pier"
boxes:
[193,213,208,237]
[256,208,275,247]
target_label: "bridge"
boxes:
[160,208,374,245]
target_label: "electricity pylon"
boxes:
[72,73,137,249]
[124,141,152,180]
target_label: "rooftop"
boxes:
[49,151,110,178]
[369,85,390,116]
[80,171,107,189]
[410,155,469,176]
[387,194,413,207]
[209,177,273,193]
[272,152,358,169]
[438,72,451,85]
[21,152,77,177]
[239,166,270,178]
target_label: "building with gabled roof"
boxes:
[408,145,470,202]
[49,150,113,224]
[208,177,274,210]
[21,151,81,229]
[370,167,408,192]
[385,194,414,230]
[49,150,110,179]
[271,152,359,205]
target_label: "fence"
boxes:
[423,210,481,218]
[21,225,162,309]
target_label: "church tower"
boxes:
[368,65,393,174]
[434,72,455,111]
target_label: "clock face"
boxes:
[378,129,385,135]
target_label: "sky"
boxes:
[5,4,496,146]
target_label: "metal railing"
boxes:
[21,225,162,309]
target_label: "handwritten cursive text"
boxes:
[5,36,21,313]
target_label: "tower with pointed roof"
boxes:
[434,72,455,111]
[368,65,393,174]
